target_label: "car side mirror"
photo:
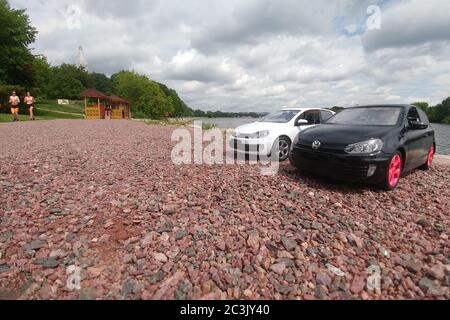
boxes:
[296,119,309,127]
[408,121,428,130]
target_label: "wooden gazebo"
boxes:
[108,95,131,119]
[80,89,109,120]
[80,89,131,120]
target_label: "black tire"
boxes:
[289,150,300,170]
[272,137,291,162]
[382,152,403,191]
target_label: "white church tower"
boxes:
[76,45,88,70]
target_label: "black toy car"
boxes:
[289,105,436,190]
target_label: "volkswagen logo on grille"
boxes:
[312,141,322,150]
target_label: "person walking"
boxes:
[24,92,36,120]
[105,103,112,119]
[9,91,20,122]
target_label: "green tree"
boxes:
[138,90,170,119]
[156,82,193,117]
[89,73,112,95]
[46,64,91,99]
[111,71,145,104]
[54,64,92,88]
[193,109,207,117]
[31,56,52,98]
[412,102,429,114]
[0,0,37,86]
[111,70,174,119]
[430,98,450,123]
[47,72,84,99]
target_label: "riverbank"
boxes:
[0,120,448,300]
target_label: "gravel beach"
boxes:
[0,120,448,300]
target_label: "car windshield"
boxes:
[261,110,299,123]
[326,107,402,126]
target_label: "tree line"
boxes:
[0,0,193,119]
[413,99,450,124]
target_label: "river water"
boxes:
[197,118,450,155]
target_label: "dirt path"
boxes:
[0,120,448,300]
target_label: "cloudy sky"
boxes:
[9,0,450,112]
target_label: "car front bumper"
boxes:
[289,144,392,183]
[229,137,274,157]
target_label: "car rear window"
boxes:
[417,108,430,125]
[326,107,402,126]
[321,111,334,122]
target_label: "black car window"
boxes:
[300,110,321,125]
[321,111,333,122]
[407,108,421,123]
[326,107,402,126]
[416,108,430,125]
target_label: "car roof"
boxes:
[349,104,411,109]
[281,108,332,112]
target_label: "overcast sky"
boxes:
[9,0,450,112]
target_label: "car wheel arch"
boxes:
[278,135,292,144]
[398,148,407,171]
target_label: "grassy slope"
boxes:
[37,100,85,115]
[0,113,30,122]
[0,100,85,122]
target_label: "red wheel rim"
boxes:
[427,146,435,168]
[388,154,402,188]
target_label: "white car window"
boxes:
[261,110,299,123]
[299,110,321,125]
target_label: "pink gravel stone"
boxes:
[350,276,366,294]
[0,120,448,300]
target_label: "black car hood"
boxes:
[300,124,394,145]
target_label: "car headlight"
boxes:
[345,139,383,154]
[246,131,269,139]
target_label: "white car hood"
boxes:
[234,122,286,134]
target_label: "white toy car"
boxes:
[230,108,335,161]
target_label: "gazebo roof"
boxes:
[80,89,108,99]
[109,95,130,105]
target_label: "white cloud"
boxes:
[362,0,450,52]
[8,0,450,111]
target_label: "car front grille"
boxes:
[231,139,265,153]
[291,147,370,179]
[234,134,255,139]
[295,142,346,155]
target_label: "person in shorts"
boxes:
[105,103,112,119]
[24,92,36,120]
[9,91,20,122]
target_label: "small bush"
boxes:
[202,123,217,131]
[145,119,169,125]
